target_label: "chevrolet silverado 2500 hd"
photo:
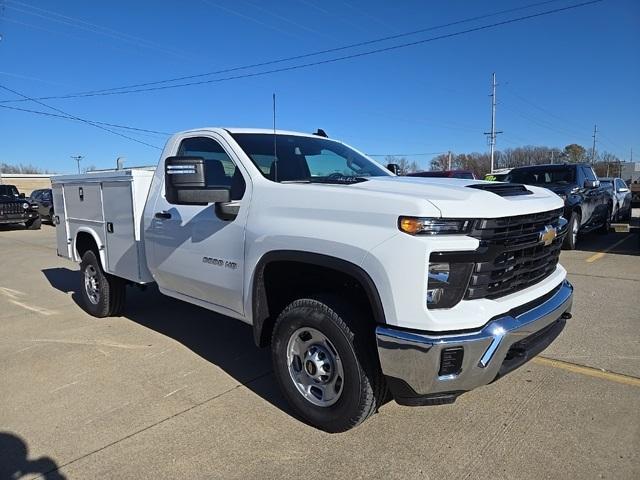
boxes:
[53,128,573,432]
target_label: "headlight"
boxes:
[399,217,473,235]
[427,261,474,309]
[22,202,29,210]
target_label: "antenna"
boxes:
[273,93,278,182]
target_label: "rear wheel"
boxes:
[271,296,386,432]
[563,211,580,250]
[80,250,126,317]
[25,217,41,230]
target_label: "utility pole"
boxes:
[590,125,597,164]
[484,73,502,173]
[447,151,452,170]
[71,155,84,174]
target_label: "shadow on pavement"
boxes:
[41,267,296,421]
[0,431,66,480]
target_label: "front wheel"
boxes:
[25,217,41,230]
[271,296,386,432]
[79,250,126,317]
[563,211,580,250]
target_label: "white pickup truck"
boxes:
[53,127,573,432]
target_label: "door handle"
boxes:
[155,211,172,219]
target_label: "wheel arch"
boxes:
[251,250,386,347]
[74,228,107,270]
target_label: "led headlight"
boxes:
[22,202,29,210]
[427,261,474,309]
[399,217,473,235]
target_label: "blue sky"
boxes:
[0,0,638,173]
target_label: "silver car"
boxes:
[599,177,632,221]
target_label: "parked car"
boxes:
[0,184,41,230]
[52,127,573,432]
[407,169,476,179]
[29,188,55,223]
[598,178,631,221]
[484,168,511,182]
[506,163,612,249]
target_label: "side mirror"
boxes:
[618,187,629,193]
[165,156,230,205]
[386,163,400,175]
[584,179,599,189]
[19,193,26,198]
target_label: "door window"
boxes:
[581,166,597,182]
[177,136,245,200]
[615,179,627,190]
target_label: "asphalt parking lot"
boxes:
[1,217,639,480]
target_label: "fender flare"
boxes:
[73,227,107,270]
[251,250,386,347]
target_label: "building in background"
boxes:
[0,173,52,196]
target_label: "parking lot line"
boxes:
[585,235,635,263]
[533,356,640,387]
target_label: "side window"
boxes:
[177,136,245,200]
[616,179,627,190]
[581,166,597,182]
[31,190,41,200]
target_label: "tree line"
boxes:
[386,144,624,178]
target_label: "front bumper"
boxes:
[0,212,38,224]
[376,279,573,405]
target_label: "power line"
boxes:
[0,0,600,103]
[0,104,171,135]
[0,84,162,149]
[4,0,196,60]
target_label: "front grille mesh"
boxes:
[465,208,565,300]
[0,202,24,215]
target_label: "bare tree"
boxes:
[385,156,419,175]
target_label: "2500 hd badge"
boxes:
[202,256,238,270]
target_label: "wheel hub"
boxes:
[84,265,100,305]
[286,327,344,407]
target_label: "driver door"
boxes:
[145,135,248,316]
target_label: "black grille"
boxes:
[0,202,24,215]
[465,208,566,300]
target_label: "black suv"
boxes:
[30,188,55,223]
[0,184,41,230]
[506,163,612,249]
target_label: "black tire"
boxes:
[25,217,41,230]
[563,211,580,250]
[271,295,386,433]
[598,206,612,234]
[79,250,126,317]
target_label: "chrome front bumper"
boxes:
[376,280,573,405]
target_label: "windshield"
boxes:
[0,185,19,199]
[507,167,575,185]
[230,133,390,183]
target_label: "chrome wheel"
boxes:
[286,327,344,407]
[84,265,100,305]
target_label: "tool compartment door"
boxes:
[102,181,140,281]
[52,184,71,258]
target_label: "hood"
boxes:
[351,177,564,218]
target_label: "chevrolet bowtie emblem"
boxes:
[539,225,557,246]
